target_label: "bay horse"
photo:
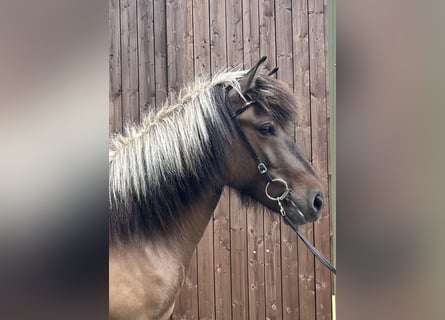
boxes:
[109,57,325,319]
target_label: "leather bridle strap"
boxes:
[223,86,336,275]
[223,88,274,182]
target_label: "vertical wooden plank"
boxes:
[193,0,211,77]
[166,0,194,95]
[209,1,231,319]
[229,195,249,320]
[325,0,336,300]
[292,0,312,156]
[308,0,332,319]
[137,0,156,116]
[263,209,282,320]
[259,0,276,70]
[275,1,300,319]
[213,189,232,320]
[243,2,265,319]
[209,0,227,72]
[193,0,215,319]
[167,1,198,318]
[121,0,139,125]
[197,220,216,320]
[292,1,317,319]
[109,0,123,135]
[242,0,260,67]
[246,205,266,320]
[153,0,168,105]
[226,0,244,67]
[259,1,282,319]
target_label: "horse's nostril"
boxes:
[312,193,324,213]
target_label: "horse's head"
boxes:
[226,57,324,226]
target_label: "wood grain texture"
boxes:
[193,0,211,77]
[226,0,244,67]
[109,0,122,135]
[197,219,216,320]
[153,0,168,105]
[213,190,232,320]
[137,0,156,116]
[209,0,227,72]
[308,0,332,319]
[325,0,335,297]
[166,0,194,95]
[259,0,276,70]
[275,1,300,319]
[246,207,266,320]
[120,0,139,126]
[242,0,260,68]
[230,195,249,319]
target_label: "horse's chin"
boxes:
[282,208,307,226]
[282,197,319,226]
[237,190,319,225]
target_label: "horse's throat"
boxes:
[171,189,222,264]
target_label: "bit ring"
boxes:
[265,178,289,201]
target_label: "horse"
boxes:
[109,56,325,320]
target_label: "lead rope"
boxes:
[284,214,337,275]
[223,86,336,275]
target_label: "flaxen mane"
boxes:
[109,69,296,241]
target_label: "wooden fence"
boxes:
[109,0,333,319]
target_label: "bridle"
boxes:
[223,86,336,275]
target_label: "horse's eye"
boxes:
[258,123,275,136]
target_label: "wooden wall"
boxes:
[109,0,333,319]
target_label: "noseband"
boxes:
[223,86,336,275]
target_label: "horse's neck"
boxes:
[148,188,223,266]
[109,190,223,319]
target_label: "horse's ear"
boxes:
[240,56,267,93]
[268,67,279,76]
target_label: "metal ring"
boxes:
[265,178,289,201]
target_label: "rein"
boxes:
[223,87,336,275]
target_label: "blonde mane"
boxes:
[109,70,247,239]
